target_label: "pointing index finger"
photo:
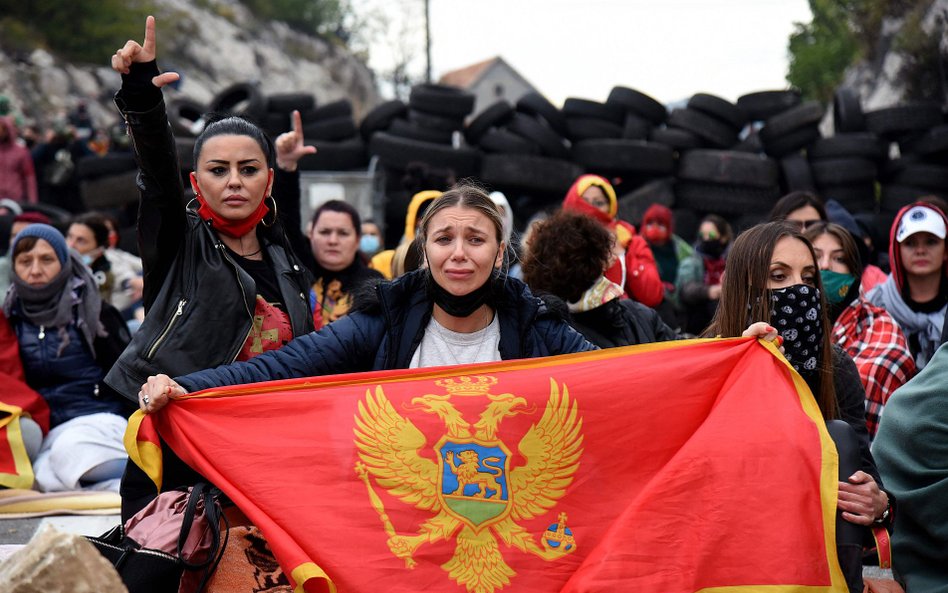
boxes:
[142,15,157,56]
[292,110,303,136]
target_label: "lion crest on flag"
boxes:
[354,375,583,593]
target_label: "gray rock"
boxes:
[0,525,127,593]
[0,0,379,129]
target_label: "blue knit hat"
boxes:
[11,223,69,265]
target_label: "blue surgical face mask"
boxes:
[80,253,94,266]
[360,234,381,255]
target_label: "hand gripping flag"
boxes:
[127,337,846,593]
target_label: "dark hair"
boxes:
[192,115,276,170]
[311,200,361,236]
[768,191,827,223]
[803,222,863,279]
[700,214,733,243]
[705,221,836,420]
[521,210,612,303]
[414,183,506,265]
[69,212,110,248]
[12,236,38,259]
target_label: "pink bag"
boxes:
[93,482,229,593]
[125,483,222,565]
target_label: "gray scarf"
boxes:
[868,274,945,369]
[3,251,105,357]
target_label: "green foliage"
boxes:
[240,0,348,39]
[0,0,154,64]
[787,0,941,102]
[787,0,860,102]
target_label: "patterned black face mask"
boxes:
[770,284,823,375]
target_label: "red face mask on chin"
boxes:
[642,224,669,244]
[190,171,273,239]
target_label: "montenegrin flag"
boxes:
[126,337,846,593]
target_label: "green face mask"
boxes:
[820,269,856,304]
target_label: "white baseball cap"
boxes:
[896,205,947,243]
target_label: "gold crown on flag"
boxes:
[435,375,497,396]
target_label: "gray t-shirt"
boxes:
[409,314,501,369]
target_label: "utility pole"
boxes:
[425,0,431,82]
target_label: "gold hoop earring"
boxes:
[261,195,278,227]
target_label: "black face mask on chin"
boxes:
[427,271,498,318]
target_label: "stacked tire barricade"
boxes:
[78,79,947,249]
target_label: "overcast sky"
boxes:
[354,0,813,106]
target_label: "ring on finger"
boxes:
[142,394,150,406]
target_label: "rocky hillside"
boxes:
[842,0,947,109]
[0,0,379,129]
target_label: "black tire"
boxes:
[606,86,667,124]
[167,98,207,138]
[880,184,944,212]
[736,90,802,121]
[687,93,747,131]
[310,99,353,121]
[266,92,315,114]
[408,109,464,133]
[672,208,701,243]
[865,102,943,140]
[811,158,877,186]
[210,82,267,123]
[833,88,865,133]
[359,100,408,140]
[516,92,568,136]
[387,118,453,145]
[616,177,676,227]
[819,183,877,213]
[176,137,196,173]
[564,117,623,141]
[571,139,675,175]
[621,113,652,140]
[507,113,570,159]
[369,132,480,177]
[76,152,138,180]
[678,149,779,188]
[478,128,540,155]
[649,127,702,151]
[409,83,475,119]
[263,112,290,137]
[892,164,948,191]
[464,101,514,144]
[759,101,825,140]
[761,126,822,158]
[667,108,738,148]
[675,181,781,215]
[562,98,624,124]
[79,170,140,209]
[298,138,367,171]
[479,153,582,195]
[899,124,948,159]
[807,133,886,162]
[779,154,816,193]
[731,132,764,153]
[302,116,358,141]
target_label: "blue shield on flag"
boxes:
[437,437,512,531]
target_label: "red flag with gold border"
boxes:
[127,337,846,593]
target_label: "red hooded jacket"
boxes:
[887,201,948,294]
[0,116,38,204]
[562,175,664,307]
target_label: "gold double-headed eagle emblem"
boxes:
[354,375,583,593]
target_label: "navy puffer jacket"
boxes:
[12,307,130,427]
[177,270,596,391]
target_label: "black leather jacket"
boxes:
[104,71,313,401]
